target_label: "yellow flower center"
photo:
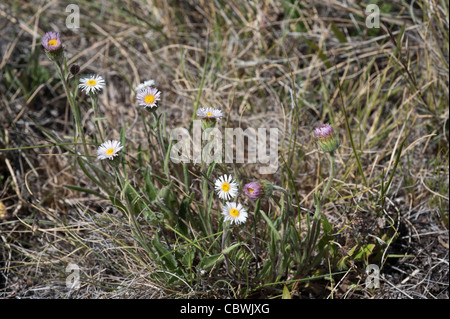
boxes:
[106,148,115,156]
[249,188,254,193]
[207,112,212,116]
[145,94,155,104]
[87,79,97,86]
[229,208,239,218]
[48,39,58,47]
[221,182,230,192]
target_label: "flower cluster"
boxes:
[92,80,162,160]
[43,31,340,233]
[214,174,247,225]
[214,175,277,225]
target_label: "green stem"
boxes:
[273,185,291,241]
[90,94,105,142]
[302,152,336,275]
[321,152,335,206]
[222,222,232,278]
[253,199,261,276]
[273,185,290,197]
[55,60,88,156]
[152,112,170,179]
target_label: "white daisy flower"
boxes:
[135,80,155,92]
[79,74,106,95]
[136,87,161,108]
[214,174,238,200]
[97,140,123,160]
[222,202,248,225]
[197,107,223,120]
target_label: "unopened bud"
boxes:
[69,63,80,76]
[314,124,340,153]
[243,180,273,200]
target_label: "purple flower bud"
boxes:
[314,124,334,138]
[244,182,262,199]
[244,180,273,200]
[314,124,340,153]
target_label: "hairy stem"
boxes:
[55,60,88,156]
[321,152,335,206]
[303,152,336,274]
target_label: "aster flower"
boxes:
[135,80,155,92]
[215,174,239,200]
[222,202,248,225]
[79,74,106,95]
[136,87,161,109]
[42,32,62,51]
[97,140,123,160]
[244,180,273,200]
[197,107,223,129]
[196,107,223,121]
[41,32,63,61]
[314,123,340,153]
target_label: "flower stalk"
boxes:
[90,93,105,142]
[301,125,339,275]
[54,59,88,156]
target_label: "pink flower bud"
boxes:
[314,124,340,153]
[244,180,273,200]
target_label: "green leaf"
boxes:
[330,22,347,43]
[321,214,332,234]
[199,253,224,270]
[120,125,126,166]
[337,256,349,270]
[163,138,173,176]
[347,244,358,257]
[120,126,126,149]
[302,36,332,68]
[206,161,217,178]
[144,168,158,201]
[64,184,107,199]
[181,247,195,268]
[222,242,241,255]
[260,210,281,241]
[354,244,375,260]
[176,196,190,236]
[282,285,291,299]
[152,235,178,270]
